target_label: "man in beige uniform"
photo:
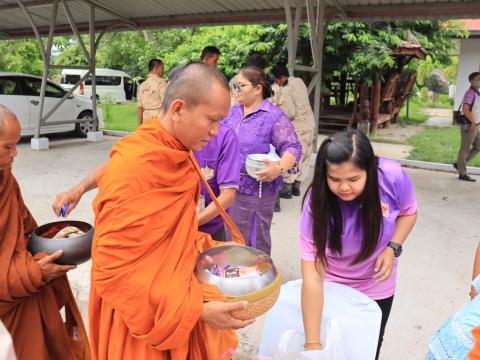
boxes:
[272,65,315,198]
[137,59,168,126]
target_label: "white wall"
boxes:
[454,38,480,110]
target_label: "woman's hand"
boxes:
[255,160,282,182]
[52,188,83,217]
[373,247,395,282]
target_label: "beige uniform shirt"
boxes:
[279,76,315,131]
[137,74,168,121]
[275,77,316,183]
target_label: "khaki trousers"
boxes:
[457,124,480,176]
[284,126,314,184]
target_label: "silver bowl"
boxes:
[245,154,268,179]
[28,220,94,265]
[195,245,278,296]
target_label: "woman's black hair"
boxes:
[239,66,272,99]
[302,129,382,267]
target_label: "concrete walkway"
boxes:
[424,108,454,127]
[12,135,480,360]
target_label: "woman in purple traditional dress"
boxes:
[223,66,302,255]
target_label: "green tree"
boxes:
[0,39,44,75]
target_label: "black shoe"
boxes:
[279,183,293,199]
[453,162,458,170]
[459,174,476,182]
[292,181,301,197]
[274,197,281,212]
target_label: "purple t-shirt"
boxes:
[223,99,302,197]
[463,86,480,107]
[300,158,417,300]
[194,124,240,235]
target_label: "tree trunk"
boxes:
[143,30,151,43]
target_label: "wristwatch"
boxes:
[387,241,403,257]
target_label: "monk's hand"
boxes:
[52,189,82,217]
[373,247,395,282]
[37,250,76,282]
[200,301,255,330]
[255,160,282,182]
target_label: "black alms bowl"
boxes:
[28,221,94,265]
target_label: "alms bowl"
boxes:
[28,220,94,265]
[195,245,281,320]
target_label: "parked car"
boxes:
[60,68,134,103]
[0,72,103,137]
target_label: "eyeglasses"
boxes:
[233,82,253,92]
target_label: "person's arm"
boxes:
[470,243,480,299]
[197,188,236,226]
[374,212,417,281]
[52,163,106,217]
[137,86,144,126]
[255,114,301,183]
[301,260,324,350]
[255,151,297,182]
[463,97,477,134]
[137,107,144,126]
[463,102,476,125]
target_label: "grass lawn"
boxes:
[101,102,138,132]
[408,126,480,167]
[102,101,479,168]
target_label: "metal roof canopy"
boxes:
[1,0,480,39]
[1,0,479,149]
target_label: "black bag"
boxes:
[455,113,470,125]
[453,94,476,125]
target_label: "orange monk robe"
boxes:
[90,118,238,360]
[0,169,90,360]
[470,327,480,359]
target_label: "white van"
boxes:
[60,68,134,103]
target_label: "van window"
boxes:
[85,76,122,86]
[61,74,81,85]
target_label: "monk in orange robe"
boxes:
[0,105,90,359]
[89,63,254,360]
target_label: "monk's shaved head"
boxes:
[0,105,20,136]
[162,62,229,111]
[0,105,21,170]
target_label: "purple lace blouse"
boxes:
[223,99,302,197]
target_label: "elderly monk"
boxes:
[0,105,90,360]
[88,63,253,360]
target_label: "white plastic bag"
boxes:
[259,280,381,360]
[274,319,346,360]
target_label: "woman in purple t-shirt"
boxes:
[300,130,417,359]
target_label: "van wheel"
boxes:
[75,111,97,137]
